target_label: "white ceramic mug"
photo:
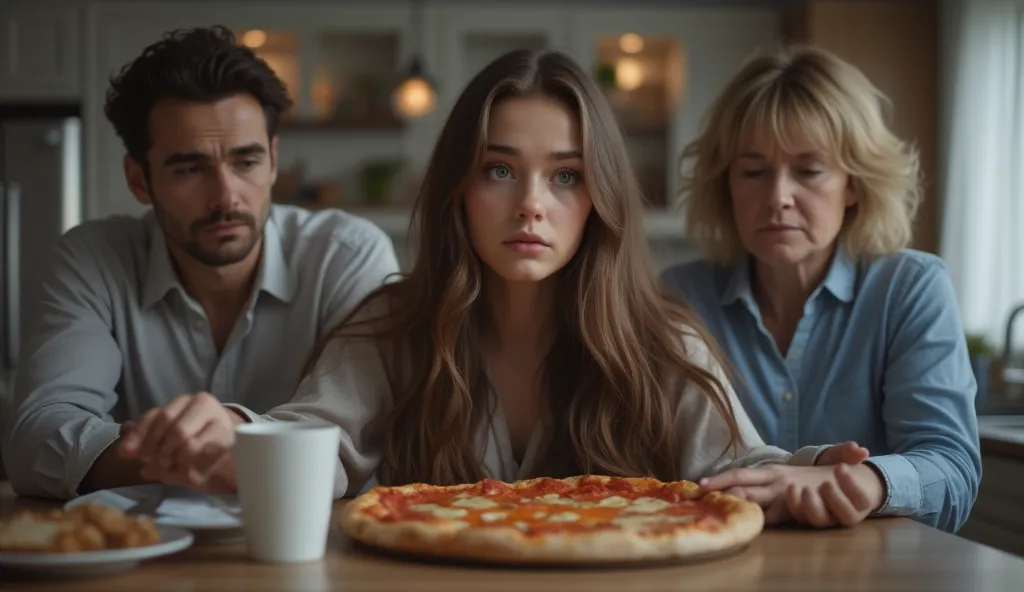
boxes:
[234,422,341,563]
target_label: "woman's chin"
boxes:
[751,245,811,268]
[487,261,562,284]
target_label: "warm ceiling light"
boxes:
[616,58,644,91]
[619,33,644,54]
[392,76,436,118]
[392,56,437,118]
[242,29,267,49]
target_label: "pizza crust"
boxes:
[339,476,764,564]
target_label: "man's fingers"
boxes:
[154,398,216,467]
[137,396,191,462]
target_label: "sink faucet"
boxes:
[1002,302,1024,386]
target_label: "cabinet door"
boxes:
[0,4,80,100]
[433,4,570,110]
[567,8,779,238]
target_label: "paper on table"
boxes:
[67,485,242,529]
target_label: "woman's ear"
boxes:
[844,176,858,207]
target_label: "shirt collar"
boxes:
[719,245,856,308]
[141,213,295,309]
[254,215,295,304]
[819,245,856,303]
[141,215,179,309]
[721,255,755,308]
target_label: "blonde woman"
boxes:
[662,44,981,533]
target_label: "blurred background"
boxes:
[0,0,943,272]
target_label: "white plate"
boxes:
[66,485,244,545]
[0,524,193,578]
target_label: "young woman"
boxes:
[119,49,871,527]
[661,44,981,532]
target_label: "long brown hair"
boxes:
[305,49,740,486]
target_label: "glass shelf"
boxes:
[594,34,685,208]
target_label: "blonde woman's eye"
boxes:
[487,165,512,180]
[799,168,823,178]
[553,169,579,185]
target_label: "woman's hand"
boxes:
[700,461,885,527]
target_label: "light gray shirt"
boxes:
[2,205,401,499]
[231,301,826,499]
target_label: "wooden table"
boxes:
[2,483,1023,591]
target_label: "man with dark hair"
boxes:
[2,26,400,499]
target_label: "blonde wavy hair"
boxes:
[681,43,922,264]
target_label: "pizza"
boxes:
[339,475,763,565]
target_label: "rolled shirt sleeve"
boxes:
[2,231,125,499]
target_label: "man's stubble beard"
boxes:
[152,197,266,268]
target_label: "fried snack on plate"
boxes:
[0,504,162,553]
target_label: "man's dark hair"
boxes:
[104,25,293,171]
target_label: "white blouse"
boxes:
[230,319,826,498]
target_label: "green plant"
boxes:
[360,159,403,206]
[595,63,616,89]
[965,333,995,358]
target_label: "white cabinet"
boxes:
[566,8,779,240]
[0,3,80,100]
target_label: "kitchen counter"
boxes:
[978,415,1024,460]
[3,483,1024,591]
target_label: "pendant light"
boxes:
[392,0,437,119]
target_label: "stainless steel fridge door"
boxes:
[0,117,82,368]
[1,181,20,371]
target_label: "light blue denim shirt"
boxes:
[660,248,981,532]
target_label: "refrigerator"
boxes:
[0,105,83,479]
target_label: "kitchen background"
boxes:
[3,0,1024,558]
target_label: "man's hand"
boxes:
[118,393,244,472]
[137,449,238,494]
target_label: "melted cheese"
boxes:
[537,494,577,506]
[452,496,500,510]
[533,511,548,519]
[595,496,630,508]
[514,521,530,531]
[548,511,581,523]
[612,514,695,529]
[480,512,509,523]
[627,497,672,514]
[408,504,469,520]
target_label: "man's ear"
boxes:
[125,155,153,205]
[268,135,278,186]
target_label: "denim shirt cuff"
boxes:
[865,454,922,516]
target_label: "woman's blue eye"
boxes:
[553,170,579,185]
[488,165,512,180]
